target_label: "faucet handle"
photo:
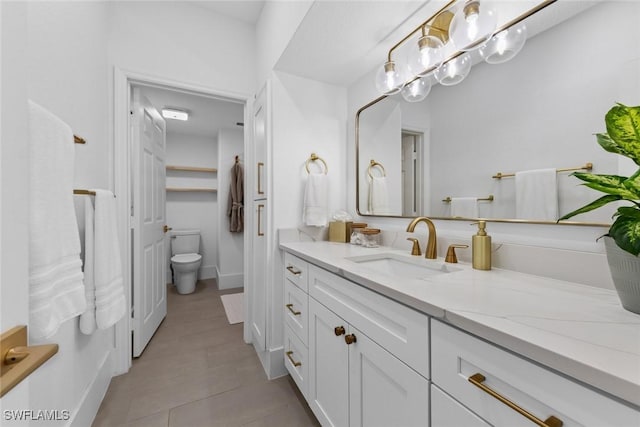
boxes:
[445,244,469,263]
[407,238,422,256]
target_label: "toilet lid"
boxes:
[171,253,202,263]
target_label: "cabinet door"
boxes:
[250,200,267,351]
[431,384,489,427]
[308,298,349,427]
[349,325,429,427]
[253,82,268,200]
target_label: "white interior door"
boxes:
[132,87,167,357]
[251,200,267,351]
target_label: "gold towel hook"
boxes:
[305,153,328,175]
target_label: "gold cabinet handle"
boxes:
[285,304,301,316]
[468,373,563,427]
[286,351,302,367]
[257,162,264,195]
[334,326,346,336]
[286,265,302,275]
[345,334,357,345]
[257,204,264,236]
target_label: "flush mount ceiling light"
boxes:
[161,108,189,121]
[374,0,556,98]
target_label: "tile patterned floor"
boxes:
[93,279,320,427]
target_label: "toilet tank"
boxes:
[171,229,200,256]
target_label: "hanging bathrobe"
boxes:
[227,161,244,232]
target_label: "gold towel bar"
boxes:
[74,135,86,144]
[305,153,328,175]
[73,189,96,196]
[493,163,593,179]
[443,195,494,203]
[367,159,386,179]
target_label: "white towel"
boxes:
[303,173,328,227]
[368,176,389,215]
[93,189,126,329]
[450,197,478,218]
[28,100,86,340]
[515,168,558,220]
[79,197,97,335]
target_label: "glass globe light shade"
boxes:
[449,0,498,51]
[401,76,432,102]
[375,61,405,95]
[434,53,471,86]
[479,23,527,64]
[407,35,445,77]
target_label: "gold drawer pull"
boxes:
[468,373,563,427]
[286,265,302,275]
[285,304,301,316]
[345,334,357,345]
[334,326,346,336]
[286,351,302,367]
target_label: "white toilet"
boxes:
[170,229,202,294]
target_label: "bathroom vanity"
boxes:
[280,239,640,427]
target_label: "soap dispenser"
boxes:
[472,220,491,270]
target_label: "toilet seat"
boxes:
[171,253,202,263]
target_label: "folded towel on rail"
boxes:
[303,173,328,227]
[450,197,478,218]
[515,168,558,221]
[28,100,86,340]
[79,197,97,335]
[93,189,126,330]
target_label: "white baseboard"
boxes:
[70,352,112,427]
[200,264,217,280]
[253,344,287,381]
[215,266,244,290]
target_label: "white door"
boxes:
[253,84,267,200]
[349,325,430,427]
[131,88,167,357]
[251,199,267,351]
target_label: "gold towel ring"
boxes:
[305,153,328,175]
[367,160,386,179]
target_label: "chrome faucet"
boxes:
[406,217,437,259]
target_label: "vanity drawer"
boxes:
[284,324,308,399]
[284,278,308,345]
[431,384,490,427]
[308,264,429,378]
[284,252,309,292]
[431,320,640,427]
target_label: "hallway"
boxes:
[93,279,319,427]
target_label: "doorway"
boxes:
[113,69,251,372]
[401,130,424,217]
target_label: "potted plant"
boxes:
[559,103,640,314]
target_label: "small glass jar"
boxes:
[361,228,381,248]
[350,223,368,245]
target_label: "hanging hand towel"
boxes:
[450,197,478,218]
[227,161,244,232]
[28,100,86,340]
[515,168,558,220]
[368,176,390,215]
[303,173,328,227]
[79,197,97,335]
[93,189,126,330]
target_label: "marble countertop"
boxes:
[279,240,640,407]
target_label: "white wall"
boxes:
[217,128,245,289]
[21,2,113,426]
[166,132,218,280]
[346,2,640,290]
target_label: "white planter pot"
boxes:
[604,236,640,315]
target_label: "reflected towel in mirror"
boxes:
[368,176,390,215]
[451,197,478,218]
[515,168,558,221]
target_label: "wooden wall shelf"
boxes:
[166,165,217,173]
[166,187,217,193]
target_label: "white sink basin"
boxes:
[345,253,461,279]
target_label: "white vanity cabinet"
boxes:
[431,320,640,427]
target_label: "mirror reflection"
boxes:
[357,1,639,224]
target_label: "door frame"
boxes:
[113,67,252,375]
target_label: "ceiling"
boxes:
[139,85,244,138]
[188,0,265,24]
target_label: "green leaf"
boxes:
[609,214,640,256]
[558,195,621,221]
[605,104,640,166]
[571,172,638,198]
[622,168,640,199]
[596,133,632,158]
[616,206,640,219]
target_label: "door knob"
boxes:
[334,326,346,336]
[163,225,172,233]
[345,334,357,345]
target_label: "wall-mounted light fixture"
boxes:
[161,108,189,121]
[375,0,557,101]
